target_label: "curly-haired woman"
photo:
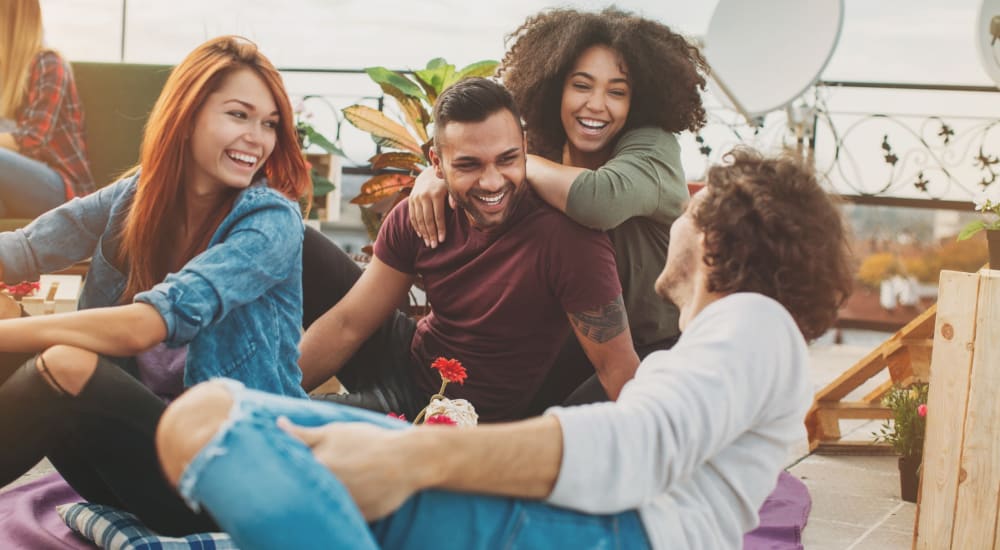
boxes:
[408,7,708,409]
[0,0,95,217]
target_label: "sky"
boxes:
[37,0,1000,198]
[39,0,994,84]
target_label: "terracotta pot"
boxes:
[988,229,1000,270]
[899,455,920,503]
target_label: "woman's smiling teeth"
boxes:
[227,150,259,167]
[474,190,506,206]
[578,117,609,131]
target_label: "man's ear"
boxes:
[429,147,445,179]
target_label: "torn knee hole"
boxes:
[35,348,97,396]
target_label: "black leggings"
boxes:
[0,352,216,535]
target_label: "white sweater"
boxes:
[546,293,812,549]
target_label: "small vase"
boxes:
[988,229,1000,271]
[898,455,920,503]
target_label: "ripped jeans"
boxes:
[180,380,650,550]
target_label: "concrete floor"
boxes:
[4,335,917,549]
[792,336,916,549]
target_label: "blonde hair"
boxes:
[0,0,45,118]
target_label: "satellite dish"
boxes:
[977,0,1000,87]
[702,0,844,121]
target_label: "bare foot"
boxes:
[0,293,22,320]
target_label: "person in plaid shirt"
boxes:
[0,0,94,218]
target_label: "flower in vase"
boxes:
[413,357,476,425]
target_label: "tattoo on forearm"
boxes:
[569,295,627,344]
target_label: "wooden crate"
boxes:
[914,269,1000,549]
[20,275,82,316]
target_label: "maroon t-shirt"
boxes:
[374,191,622,421]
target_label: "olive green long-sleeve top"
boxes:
[565,127,688,348]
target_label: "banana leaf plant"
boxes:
[344,58,498,242]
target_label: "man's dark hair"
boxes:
[499,7,708,160]
[693,148,854,341]
[432,77,523,146]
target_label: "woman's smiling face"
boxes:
[560,44,631,167]
[186,68,279,195]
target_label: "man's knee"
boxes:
[156,381,235,488]
[35,345,99,396]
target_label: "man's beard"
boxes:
[449,180,527,231]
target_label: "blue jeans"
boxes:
[180,380,651,550]
[0,147,65,217]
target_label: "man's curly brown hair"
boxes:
[692,148,854,340]
[498,7,708,160]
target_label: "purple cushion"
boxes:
[743,471,811,550]
[0,473,92,549]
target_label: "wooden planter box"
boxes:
[914,269,1000,548]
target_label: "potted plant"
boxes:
[341,57,498,242]
[957,185,1000,269]
[295,98,345,220]
[872,383,929,502]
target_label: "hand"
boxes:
[0,293,21,320]
[408,168,450,248]
[278,417,422,521]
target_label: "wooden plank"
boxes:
[951,270,1000,549]
[816,401,893,420]
[915,271,980,549]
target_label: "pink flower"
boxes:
[387,412,406,421]
[430,357,467,385]
[917,404,927,417]
[425,414,456,426]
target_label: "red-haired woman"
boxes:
[0,0,94,216]
[0,35,309,535]
[408,8,708,410]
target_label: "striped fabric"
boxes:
[57,503,237,550]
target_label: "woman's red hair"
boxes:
[119,36,309,302]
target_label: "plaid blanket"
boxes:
[58,503,236,550]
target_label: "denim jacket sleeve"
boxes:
[0,175,135,283]
[134,188,304,347]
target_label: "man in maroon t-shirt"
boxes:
[301,79,638,422]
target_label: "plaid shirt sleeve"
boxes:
[13,51,68,156]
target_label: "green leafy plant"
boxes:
[295,101,344,203]
[873,383,929,458]
[342,58,498,241]
[957,186,1000,241]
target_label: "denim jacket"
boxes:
[0,172,307,398]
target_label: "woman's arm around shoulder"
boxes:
[560,127,687,230]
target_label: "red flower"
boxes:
[430,357,467,385]
[387,412,407,421]
[0,281,40,298]
[917,404,927,417]
[425,414,456,425]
